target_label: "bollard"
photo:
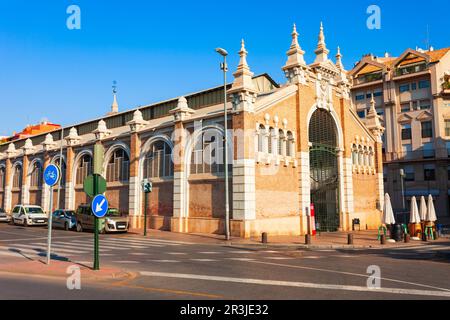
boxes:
[261,232,268,244]
[347,234,354,245]
[404,234,410,243]
[305,234,311,245]
[380,234,386,245]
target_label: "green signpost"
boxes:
[141,179,152,237]
[82,143,106,271]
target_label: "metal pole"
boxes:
[223,55,230,241]
[144,191,148,237]
[93,174,100,270]
[56,127,64,210]
[46,186,53,265]
[400,171,405,210]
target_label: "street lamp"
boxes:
[215,47,230,241]
[399,168,406,210]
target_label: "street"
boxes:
[0,223,449,300]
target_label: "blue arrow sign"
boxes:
[44,164,60,187]
[91,194,109,218]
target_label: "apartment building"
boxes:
[350,47,450,222]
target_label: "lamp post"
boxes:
[399,168,406,211]
[215,47,230,241]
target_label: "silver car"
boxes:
[0,208,11,223]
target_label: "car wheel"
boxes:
[24,219,28,227]
[76,223,83,233]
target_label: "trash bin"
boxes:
[392,223,404,242]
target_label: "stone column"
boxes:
[4,157,12,212]
[65,146,75,210]
[128,132,141,228]
[41,153,51,212]
[169,98,195,233]
[21,154,29,205]
[126,110,148,229]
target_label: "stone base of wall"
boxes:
[129,212,382,238]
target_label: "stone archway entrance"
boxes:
[309,109,340,232]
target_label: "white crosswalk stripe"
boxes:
[12,243,87,255]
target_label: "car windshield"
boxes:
[106,209,121,217]
[26,207,44,215]
[65,211,75,217]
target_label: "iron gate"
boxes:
[309,109,340,232]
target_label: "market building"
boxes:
[0,24,385,237]
[349,46,450,223]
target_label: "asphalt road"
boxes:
[1,222,449,300]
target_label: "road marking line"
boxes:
[260,251,279,253]
[226,258,255,261]
[199,252,220,254]
[190,259,218,262]
[12,244,87,254]
[123,237,194,245]
[70,240,158,249]
[265,257,294,260]
[247,260,450,292]
[105,238,179,246]
[36,242,111,252]
[129,253,149,256]
[111,261,140,264]
[302,256,322,259]
[97,239,163,248]
[139,271,450,298]
[148,260,180,263]
[167,252,187,255]
[228,251,254,254]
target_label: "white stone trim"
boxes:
[128,176,140,217]
[232,159,256,220]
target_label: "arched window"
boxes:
[278,129,285,156]
[106,149,130,183]
[30,161,43,187]
[286,131,294,157]
[352,144,358,165]
[257,124,266,153]
[358,146,363,166]
[12,165,22,189]
[191,129,230,175]
[268,127,275,154]
[363,146,369,166]
[0,166,5,190]
[368,147,374,167]
[54,158,66,186]
[76,154,92,185]
[144,141,173,179]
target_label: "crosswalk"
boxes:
[0,236,185,259]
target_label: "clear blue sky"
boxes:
[0,0,448,136]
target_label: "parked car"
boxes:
[51,209,76,231]
[11,205,48,227]
[0,208,11,223]
[75,204,129,233]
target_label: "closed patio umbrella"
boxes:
[419,196,427,221]
[426,194,437,222]
[382,193,395,225]
[409,196,420,224]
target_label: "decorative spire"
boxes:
[365,94,385,142]
[23,139,35,155]
[336,46,344,70]
[229,39,256,94]
[127,109,149,132]
[282,23,306,79]
[93,119,111,140]
[169,97,196,123]
[314,22,330,63]
[42,133,57,151]
[6,143,16,157]
[65,127,81,146]
[110,81,119,114]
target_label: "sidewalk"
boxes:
[128,228,450,250]
[0,258,131,282]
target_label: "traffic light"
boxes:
[142,179,152,194]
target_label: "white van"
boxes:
[12,205,48,227]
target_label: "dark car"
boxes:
[52,209,76,231]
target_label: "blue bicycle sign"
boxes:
[44,164,60,187]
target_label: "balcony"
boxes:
[382,147,450,162]
[354,72,383,85]
[395,63,427,77]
